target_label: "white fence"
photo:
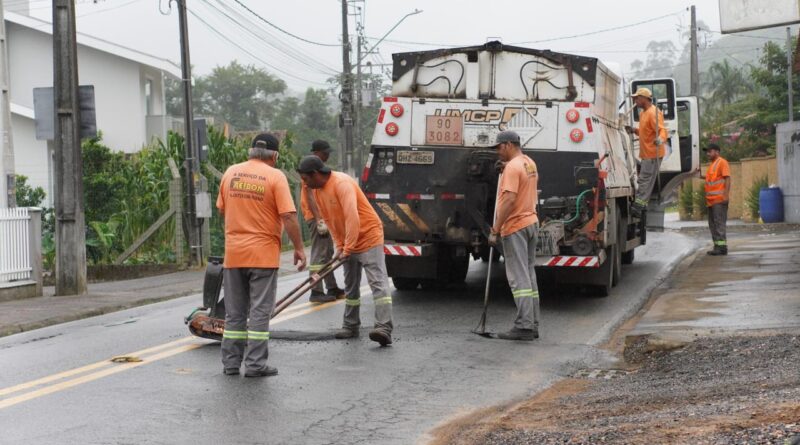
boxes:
[0,207,32,283]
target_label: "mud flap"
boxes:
[203,256,225,319]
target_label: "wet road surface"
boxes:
[0,232,696,445]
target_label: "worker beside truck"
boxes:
[297,155,395,347]
[215,133,307,378]
[628,87,668,219]
[489,131,541,341]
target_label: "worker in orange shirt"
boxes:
[300,140,345,303]
[216,133,307,377]
[297,155,394,346]
[628,87,668,218]
[701,143,731,255]
[488,131,540,341]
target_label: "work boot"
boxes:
[223,367,240,376]
[707,246,727,256]
[497,327,537,341]
[310,290,335,303]
[368,328,392,346]
[334,327,359,339]
[327,288,346,300]
[244,366,278,378]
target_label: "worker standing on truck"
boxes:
[489,131,541,341]
[701,143,731,256]
[216,133,307,377]
[301,140,346,303]
[628,87,668,218]
[297,155,394,346]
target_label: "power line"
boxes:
[231,0,341,47]
[204,0,338,75]
[186,5,329,87]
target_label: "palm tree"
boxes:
[702,60,754,111]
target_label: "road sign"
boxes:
[33,86,97,140]
[719,0,800,34]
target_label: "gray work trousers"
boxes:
[307,220,339,294]
[707,202,728,247]
[221,268,277,372]
[342,245,393,333]
[501,223,540,330]
[635,158,661,208]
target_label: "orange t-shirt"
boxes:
[498,154,539,237]
[312,172,384,255]
[300,182,313,221]
[638,105,667,159]
[216,159,296,268]
[705,157,730,207]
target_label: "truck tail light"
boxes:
[390,103,404,117]
[385,123,399,136]
[570,128,584,143]
[361,153,374,183]
[566,109,580,123]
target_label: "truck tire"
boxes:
[613,207,624,286]
[392,277,420,290]
[621,247,635,265]
[592,245,615,297]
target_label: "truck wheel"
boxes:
[392,277,420,290]
[621,248,635,265]
[613,207,624,286]
[593,245,615,297]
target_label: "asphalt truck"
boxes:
[360,41,699,295]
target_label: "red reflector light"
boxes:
[441,193,465,200]
[406,193,421,200]
[574,101,590,108]
[383,97,398,102]
[366,193,376,199]
[362,167,370,183]
[566,109,580,123]
[585,117,594,133]
[570,128,584,143]
[385,122,399,136]
[377,108,386,123]
[390,103,404,117]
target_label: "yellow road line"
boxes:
[0,284,367,410]
[0,343,204,410]
[0,336,194,397]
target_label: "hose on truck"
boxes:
[559,189,594,225]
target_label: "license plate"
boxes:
[425,115,463,146]
[396,150,435,165]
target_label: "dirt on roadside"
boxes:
[429,334,800,445]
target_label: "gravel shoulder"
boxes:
[430,333,800,445]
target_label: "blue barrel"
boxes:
[759,187,784,223]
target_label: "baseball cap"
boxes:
[311,139,332,153]
[703,143,721,152]
[631,87,653,99]
[251,133,279,150]
[297,155,332,174]
[491,130,521,148]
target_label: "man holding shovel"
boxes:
[488,131,541,341]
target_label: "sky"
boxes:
[5,0,788,94]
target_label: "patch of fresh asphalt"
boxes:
[0,232,697,445]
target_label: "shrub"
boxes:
[745,175,769,220]
[679,182,694,218]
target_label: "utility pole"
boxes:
[52,0,87,295]
[177,0,200,265]
[0,0,15,208]
[788,27,794,122]
[690,5,699,97]
[355,34,363,176]
[340,0,354,175]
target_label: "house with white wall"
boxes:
[4,8,181,206]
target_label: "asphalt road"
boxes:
[0,232,697,445]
